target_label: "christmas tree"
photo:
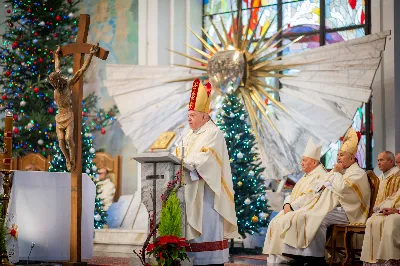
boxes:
[0,0,82,156]
[216,92,271,237]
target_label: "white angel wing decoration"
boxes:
[104,31,389,179]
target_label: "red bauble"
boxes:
[38,58,43,63]
[5,71,11,76]
[264,98,269,105]
[101,128,106,135]
[48,107,54,114]
[34,31,39,36]
[82,112,86,116]
[68,0,72,3]
[7,9,11,13]
[53,33,57,37]
[12,42,18,49]
[23,144,27,149]
[34,87,39,93]
[13,128,19,134]
[1,95,7,100]
[56,15,61,21]
[13,114,18,121]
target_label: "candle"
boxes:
[2,110,13,170]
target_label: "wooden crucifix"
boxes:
[56,14,109,264]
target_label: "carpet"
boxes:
[84,256,130,266]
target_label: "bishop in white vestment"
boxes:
[281,128,371,265]
[361,151,400,266]
[175,79,238,266]
[263,137,327,264]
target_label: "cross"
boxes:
[59,14,109,265]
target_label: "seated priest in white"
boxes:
[361,153,400,266]
[96,168,116,211]
[263,137,327,264]
[377,151,399,181]
[280,128,371,266]
[174,79,238,266]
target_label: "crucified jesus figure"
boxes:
[49,43,99,171]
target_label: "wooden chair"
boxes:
[327,170,380,266]
[15,153,51,171]
[92,152,122,202]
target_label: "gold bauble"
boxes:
[252,215,259,223]
[237,181,243,187]
[103,224,109,229]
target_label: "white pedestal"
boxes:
[10,171,95,262]
[93,229,146,254]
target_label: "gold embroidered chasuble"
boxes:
[174,120,238,240]
[281,162,370,249]
[263,164,327,254]
[361,172,400,263]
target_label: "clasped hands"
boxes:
[379,208,399,216]
[319,163,344,191]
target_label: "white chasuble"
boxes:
[263,164,327,255]
[282,162,370,250]
[174,120,238,264]
[361,176,400,263]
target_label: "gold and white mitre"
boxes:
[340,127,359,155]
[302,137,322,160]
[188,79,212,113]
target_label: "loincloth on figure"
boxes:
[55,108,74,139]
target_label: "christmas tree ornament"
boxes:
[244,198,251,205]
[260,195,266,201]
[92,165,97,171]
[13,127,19,134]
[240,114,245,120]
[235,134,240,140]
[260,212,268,220]
[101,128,106,134]
[260,175,265,180]
[38,139,44,145]
[89,147,96,154]
[237,152,243,159]
[86,169,91,174]
[237,181,243,187]
[251,215,259,223]
[34,87,39,93]
[2,95,7,100]
[94,214,101,221]
[39,21,45,26]
[249,170,255,176]
[230,113,235,118]
[68,12,74,18]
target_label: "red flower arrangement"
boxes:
[146,235,189,266]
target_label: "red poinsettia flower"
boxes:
[146,243,155,252]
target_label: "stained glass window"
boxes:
[203,0,371,169]
[326,0,366,29]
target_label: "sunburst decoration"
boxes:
[166,2,305,148]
